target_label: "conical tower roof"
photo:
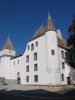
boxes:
[32,12,55,39]
[46,12,55,31]
[3,36,15,50]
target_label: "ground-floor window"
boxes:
[34,75,38,82]
[61,74,64,81]
[26,76,29,82]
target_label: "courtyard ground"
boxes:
[0,84,75,100]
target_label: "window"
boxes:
[61,74,64,81]
[18,60,19,64]
[26,55,29,63]
[17,72,20,76]
[9,50,11,53]
[26,76,29,82]
[51,50,55,55]
[13,61,15,66]
[31,44,34,51]
[28,45,30,50]
[36,42,38,47]
[34,75,38,82]
[26,66,29,72]
[61,50,64,58]
[34,52,37,61]
[62,62,65,69]
[34,64,38,71]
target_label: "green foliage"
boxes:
[68,18,75,34]
[67,34,75,47]
[67,15,75,68]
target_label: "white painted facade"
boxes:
[0,14,75,85]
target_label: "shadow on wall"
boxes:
[68,67,75,84]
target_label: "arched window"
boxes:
[31,44,34,51]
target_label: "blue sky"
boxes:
[0,0,75,54]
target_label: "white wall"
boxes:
[0,49,16,57]
[0,56,11,79]
[1,30,74,85]
[10,30,61,85]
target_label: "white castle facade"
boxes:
[0,14,75,85]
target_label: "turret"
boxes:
[0,36,16,57]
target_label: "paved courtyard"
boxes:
[0,84,75,100]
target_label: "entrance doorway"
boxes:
[67,77,71,85]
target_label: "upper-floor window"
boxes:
[36,42,38,47]
[13,61,15,66]
[62,62,65,69]
[61,74,64,81]
[18,60,19,64]
[61,50,64,58]
[26,55,29,63]
[51,50,55,55]
[34,52,37,61]
[28,45,30,50]
[34,64,38,71]
[31,44,34,51]
[26,66,29,72]
[34,75,38,82]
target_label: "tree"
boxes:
[67,15,75,68]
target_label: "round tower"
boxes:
[45,30,60,84]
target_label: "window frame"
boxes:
[26,76,29,82]
[31,44,34,51]
[61,74,64,81]
[34,64,38,71]
[26,55,29,63]
[34,75,38,82]
[26,66,29,72]
[51,50,55,55]
[36,41,38,47]
[34,52,37,61]
[61,50,64,58]
[62,62,65,69]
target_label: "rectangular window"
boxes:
[13,61,15,66]
[26,66,29,72]
[62,62,65,69]
[51,50,55,55]
[61,51,64,58]
[17,72,20,76]
[36,42,38,47]
[34,52,37,61]
[18,60,19,64]
[34,75,38,82]
[26,55,29,63]
[34,64,38,71]
[61,74,64,81]
[26,76,29,82]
